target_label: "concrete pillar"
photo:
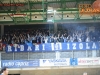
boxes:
[1,25,4,37]
[54,23,57,33]
[56,51,60,59]
[72,50,74,58]
[92,50,96,57]
[86,50,88,57]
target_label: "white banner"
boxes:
[78,58,100,65]
[40,59,70,66]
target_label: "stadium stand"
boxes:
[0,0,100,75]
[2,24,100,45]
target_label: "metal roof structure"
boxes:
[0,0,100,24]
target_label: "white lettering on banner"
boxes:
[8,46,12,52]
[92,43,96,49]
[42,44,45,50]
[2,60,39,68]
[6,42,100,52]
[35,45,39,51]
[86,43,90,49]
[55,43,62,50]
[72,43,76,49]
[14,44,18,52]
[15,62,29,67]
[55,43,58,50]
[67,43,70,49]
[51,43,62,51]
[27,46,32,51]
[79,43,83,49]
[3,62,14,67]
[20,45,24,51]
[14,47,17,52]
[51,43,54,50]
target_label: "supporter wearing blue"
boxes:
[81,33,86,42]
[2,25,100,44]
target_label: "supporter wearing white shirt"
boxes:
[44,36,48,43]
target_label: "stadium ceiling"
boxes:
[0,0,99,24]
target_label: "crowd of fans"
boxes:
[1,27,100,45]
[67,29,100,42]
[1,29,68,44]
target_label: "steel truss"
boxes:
[0,0,99,24]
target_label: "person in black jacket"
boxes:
[0,67,9,75]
